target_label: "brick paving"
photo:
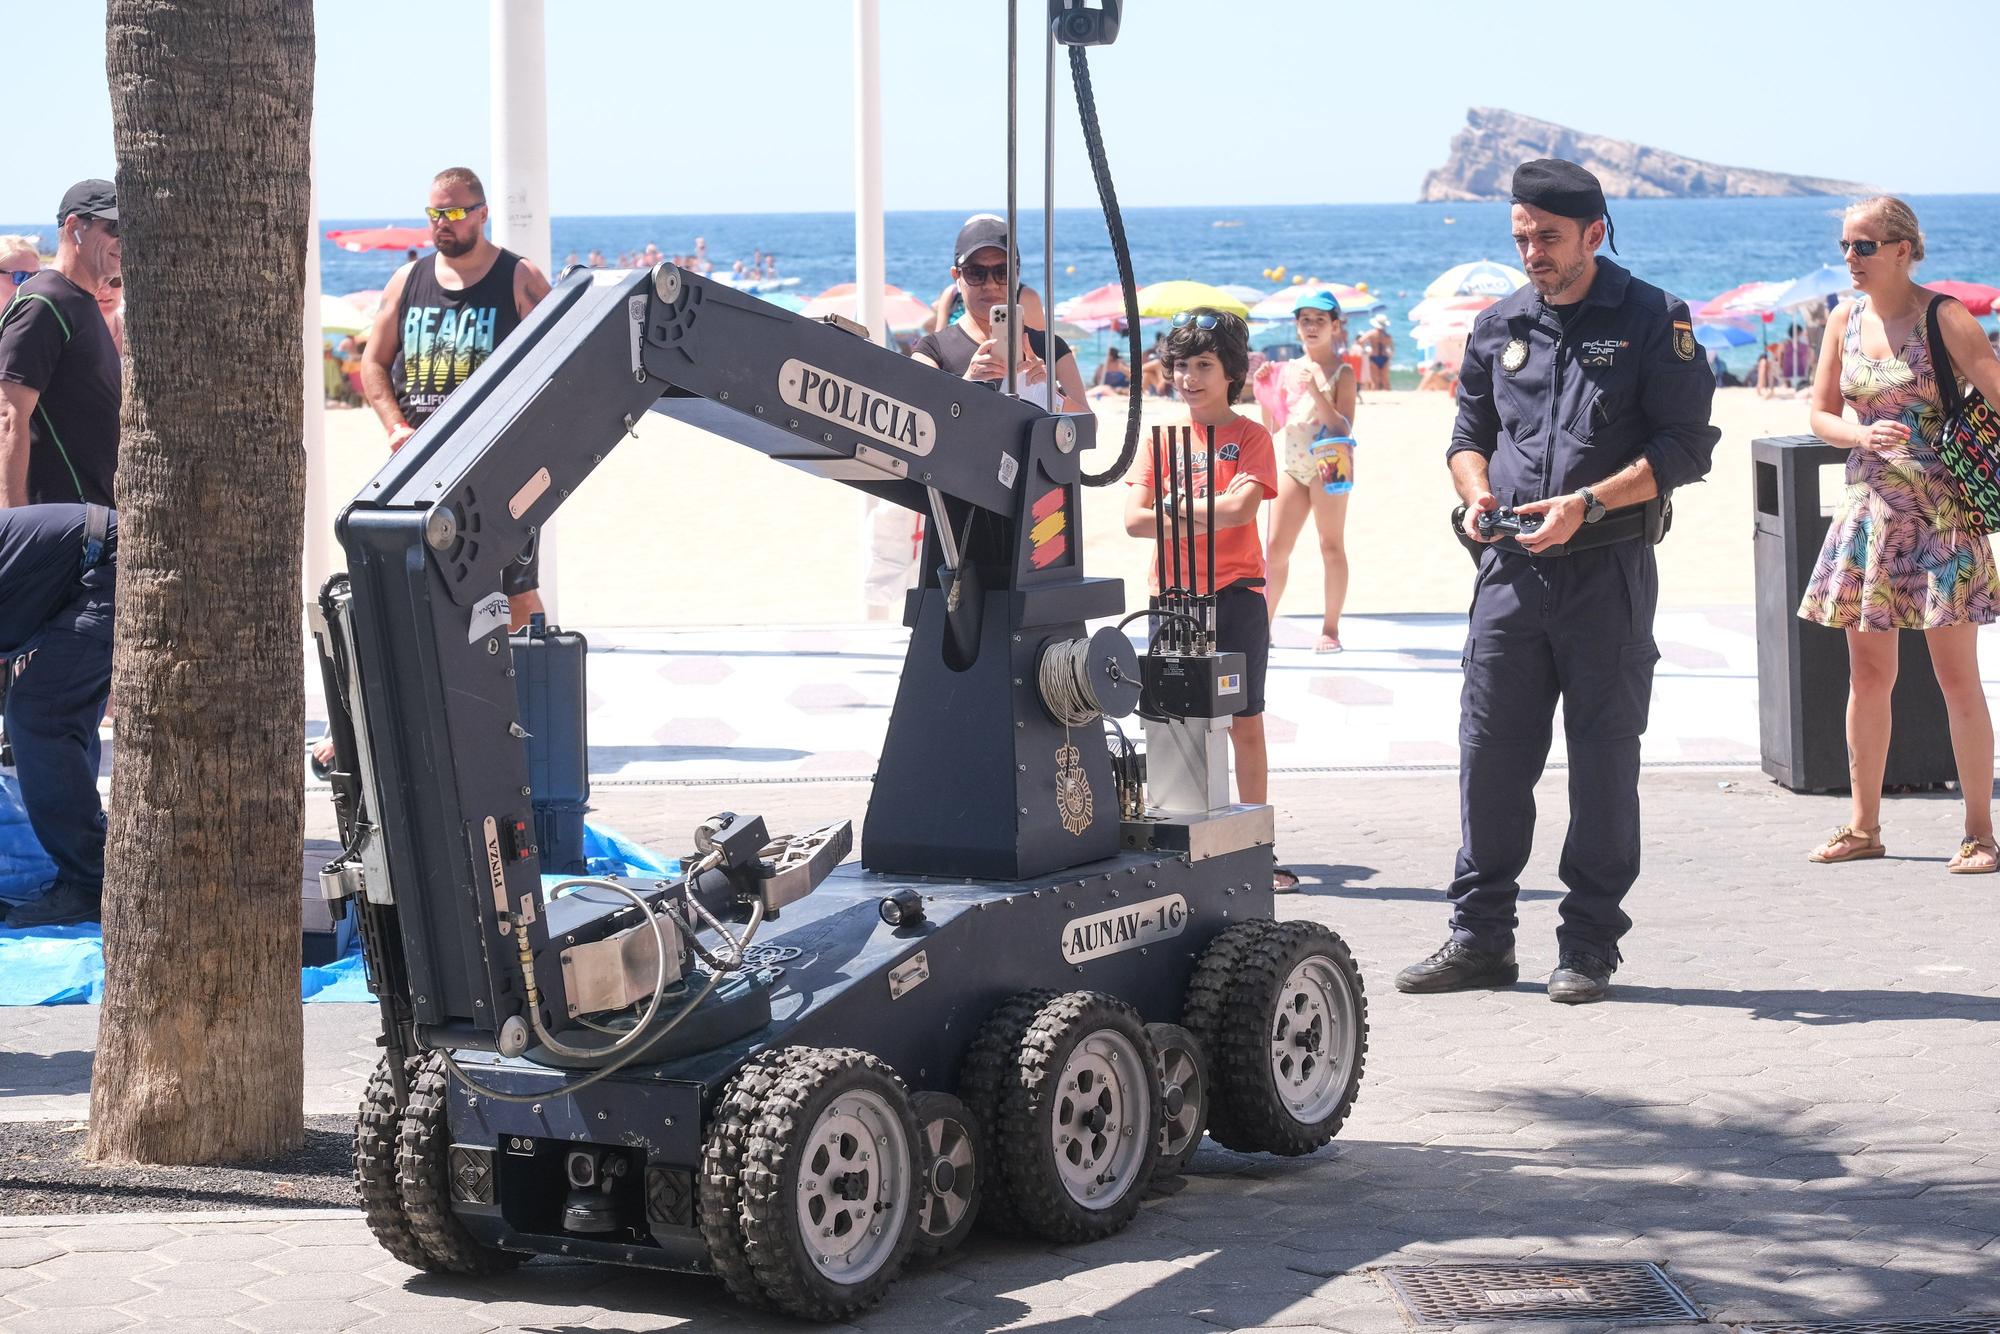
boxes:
[4,764,1998,1331]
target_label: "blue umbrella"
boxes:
[1771,264,1851,311]
[1694,322,1755,349]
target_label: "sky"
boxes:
[7,0,1999,224]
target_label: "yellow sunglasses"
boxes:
[424,203,484,223]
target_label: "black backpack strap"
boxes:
[1924,293,1963,420]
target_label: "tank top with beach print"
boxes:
[390,250,523,425]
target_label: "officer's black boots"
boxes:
[1547,951,1615,1004]
[1,880,102,929]
[1395,940,1519,993]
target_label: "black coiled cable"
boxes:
[1069,44,1141,487]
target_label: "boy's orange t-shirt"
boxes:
[1128,413,1277,595]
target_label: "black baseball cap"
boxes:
[58,179,118,226]
[953,214,1011,267]
[1510,159,1616,252]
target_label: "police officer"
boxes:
[1396,160,1719,1004]
[0,504,114,928]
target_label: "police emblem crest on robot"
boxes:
[1501,338,1529,373]
[1055,739,1094,835]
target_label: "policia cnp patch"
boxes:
[1671,320,1697,362]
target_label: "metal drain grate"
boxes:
[1378,1262,1701,1325]
[1741,1322,2000,1333]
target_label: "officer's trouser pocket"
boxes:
[1461,635,1560,744]
[1564,639,1660,741]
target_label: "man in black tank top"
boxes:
[360,167,552,625]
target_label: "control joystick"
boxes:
[1475,506,1543,538]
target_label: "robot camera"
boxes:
[1050,0,1120,45]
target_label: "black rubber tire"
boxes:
[908,1091,980,1259]
[995,991,1161,1243]
[737,1047,922,1321]
[353,1056,430,1270]
[1144,1022,1210,1177]
[697,1050,789,1310]
[1179,919,1282,1147]
[958,989,1057,1237]
[393,1052,526,1275]
[1187,920,1368,1156]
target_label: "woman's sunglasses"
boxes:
[957,262,1009,286]
[4,270,33,286]
[1839,238,1905,257]
[425,203,485,223]
[1172,311,1221,330]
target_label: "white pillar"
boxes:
[490,0,557,619]
[302,115,331,608]
[853,0,885,346]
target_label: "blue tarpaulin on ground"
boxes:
[0,821,679,1006]
[0,773,58,908]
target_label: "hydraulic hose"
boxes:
[1069,43,1141,487]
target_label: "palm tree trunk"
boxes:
[87,0,314,1165]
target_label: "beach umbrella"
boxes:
[1216,283,1268,306]
[1422,259,1527,300]
[1771,264,1851,310]
[1926,280,2000,316]
[319,293,371,335]
[1246,283,1381,322]
[1696,280,1789,319]
[325,225,431,253]
[1135,280,1250,319]
[1055,283,1127,322]
[1407,295,1496,325]
[803,282,933,331]
[340,288,384,316]
[1694,322,1756,349]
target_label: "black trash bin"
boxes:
[1752,434,1956,792]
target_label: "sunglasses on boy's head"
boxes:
[3,271,32,286]
[1839,237,1904,257]
[425,203,484,223]
[957,262,1009,286]
[1172,311,1220,330]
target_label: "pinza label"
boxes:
[778,359,936,457]
[1059,893,1187,965]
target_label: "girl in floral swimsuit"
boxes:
[1799,197,2000,873]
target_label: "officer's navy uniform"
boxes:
[0,504,115,926]
[1445,258,1719,966]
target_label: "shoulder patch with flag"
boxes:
[1671,319,1697,362]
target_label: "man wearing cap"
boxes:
[0,180,123,510]
[1396,158,1718,1004]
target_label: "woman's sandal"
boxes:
[1947,837,1999,874]
[1807,824,1885,864]
[1315,634,1343,654]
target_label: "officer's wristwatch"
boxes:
[1578,486,1606,523]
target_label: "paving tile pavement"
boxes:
[6,766,2000,1330]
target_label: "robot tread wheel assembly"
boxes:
[352,922,1367,1320]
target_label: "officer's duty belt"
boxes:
[1449,496,1672,561]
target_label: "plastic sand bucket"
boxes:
[1310,435,1355,495]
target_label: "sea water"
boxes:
[46,194,2000,376]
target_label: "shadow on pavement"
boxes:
[1285,861,1560,904]
[356,1088,1995,1330]
[0,1048,91,1097]
[1611,984,2000,1025]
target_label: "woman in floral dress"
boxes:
[1799,197,2000,872]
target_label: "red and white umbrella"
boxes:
[325,225,432,253]
[803,282,934,332]
[1407,295,1495,325]
[1054,283,1128,323]
[1695,281,1789,320]
[1926,280,2000,317]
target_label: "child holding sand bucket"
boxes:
[1256,289,1358,652]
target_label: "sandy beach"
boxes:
[318,386,1838,627]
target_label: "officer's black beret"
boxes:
[1510,159,1607,220]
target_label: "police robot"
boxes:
[311,3,1367,1318]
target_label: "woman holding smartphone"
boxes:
[1798,196,2000,872]
[909,215,1086,412]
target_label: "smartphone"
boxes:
[989,303,1023,362]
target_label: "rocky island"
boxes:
[1421,108,1870,202]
